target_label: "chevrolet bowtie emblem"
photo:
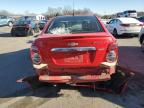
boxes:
[68,42,79,47]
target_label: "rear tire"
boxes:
[34,26,40,33]
[141,39,144,52]
[25,29,34,36]
[113,29,118,37]
[11,30,16,37]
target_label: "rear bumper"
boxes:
[39,74,111,83]
[33,62,116,83]
[119,29,140,35]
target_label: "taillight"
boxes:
[31,45,42,65]
[108,43,118,51]
[139,23,144,26]
[120,24,130,27]
[106,43,118,63]
[32,53,42,65]
[31,45,38,52]
[25,24,30,29]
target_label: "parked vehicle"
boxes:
[106,17,143,37]
[0,16,15,27]
[138,27,144,52]
[38,20,47,30]
[137,16,144,23]
[29,16,119,87]
[117,12,124,17]
[32,15,45,21]
[11,17,39,36]
[123,10,137,18]
[117,10,137,18]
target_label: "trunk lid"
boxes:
[37,33,113,68]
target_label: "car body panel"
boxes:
[106,17,142,35]
[139,27,144,43]
[11,18,38,36]
[30,16,118,83]
[0,16,14,26]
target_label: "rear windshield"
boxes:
[127,10,136,13]
[15,19,31,25]
[46,16,104,35]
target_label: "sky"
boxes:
[0,0,144,15]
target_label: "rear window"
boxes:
[46,16,104,35]
[15,19,31,25]
[127,10,136,13]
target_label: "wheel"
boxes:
[11,30,16,37]
[113,29,118,37]
[8,21,13,27]
[30,29,35,36]
[25,29,34,36]
[34,25,40,33]
[141,39,144,52]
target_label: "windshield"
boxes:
[46,16,104,35]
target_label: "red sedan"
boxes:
[30,16,118,84]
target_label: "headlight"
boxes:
[32,53,42,64]
[106,50,117,63]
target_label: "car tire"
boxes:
[25,29,34,36]
[11,30,16,37]
[34,26,40,33]
[30,29,35,36]
[113,29,118,37]
[8,21,13,27]
[141,39,144,52]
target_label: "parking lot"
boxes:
[0,26,144,108]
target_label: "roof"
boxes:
[54,16,96,20]
[116,17,140,23]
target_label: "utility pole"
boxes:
[73,0,75,16]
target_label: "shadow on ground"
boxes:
[0,46,144,108]
[0,33,12,37]
[116,35,138,39]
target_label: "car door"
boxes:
[106,19,115,33]
[114,19,121,34]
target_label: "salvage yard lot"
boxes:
[0,26,144,108]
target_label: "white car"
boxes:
[138,27,144,52]
[106,17,143,37]
[123,10,137,18]
[100,19,111,25]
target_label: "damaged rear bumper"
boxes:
[31,62,117,83]
[39,73,111,83]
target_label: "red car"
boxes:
[30,16,118,84]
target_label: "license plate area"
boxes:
[64,55,83,63]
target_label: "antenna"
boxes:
[73,0,75,16]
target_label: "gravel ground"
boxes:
[0,26,144,108]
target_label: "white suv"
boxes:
[139,27,144,52]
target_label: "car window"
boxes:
[116,19,121,24]
[15,19,31,25]
[46,16,104,35]
[109,19,115,24]
[1,16,7,19]
[114,19,120,24]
